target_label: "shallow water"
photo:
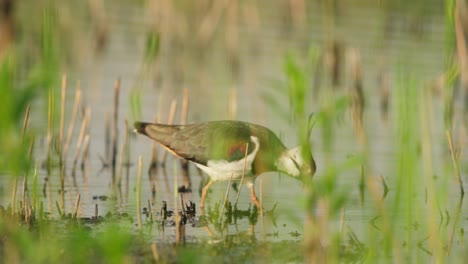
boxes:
[4,2,467,257]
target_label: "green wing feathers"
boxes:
[135,121,258,165]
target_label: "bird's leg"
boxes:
[200,180,215,209]
[249,184,262,209]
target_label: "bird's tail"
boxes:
[134,122,182,143]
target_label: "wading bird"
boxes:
[134,120,316,208]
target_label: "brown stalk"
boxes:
[22,176,27,221]
[46,91,54,172]
[55,200,63,217]
[349,50,366,146]
[73,108,90,170]
[95,204,98,219]
[11,176,18,216]
[446,130,464,197]
[179,193,186,216]
[58,76,67,196]
[81,134,90,171]
[340,208,345,233]
[63,88,82,160]
[59,75,67,160]
[112,79,121,183]
[447,198,463,255]
[151,243,160,262]
[73,193,81,218]
[21,104,30,142]
[136,156,143,231]
[148,200,153,222]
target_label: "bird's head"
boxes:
[275,146,316,179]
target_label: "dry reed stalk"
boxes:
[55,200,63,217]
[19,176,28,222]
[73,193,81,218]
[378,71,390,123]
[234,143,250,207]
[330,41,342,88]
[340,208,345,233]
[161,100,177,165]
[349,50,366,146]
[446,130,465,196]
[148,200,153,222]
[136,156,143,231]
[21,104,30,142]
[64,88,82,160]
[151,243,160,262]
[81,134,90,170]
[73,108,90,169]
[46,91,54,172]
[32,161,38,212]
[59,75,67,159]
[179,193,185,216]
[447,198,463,255]
[46,177,52,213]
[58,76,67,197]
[27,136,34,160]
[112,80,121,183]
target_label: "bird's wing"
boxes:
[168,121,258,165]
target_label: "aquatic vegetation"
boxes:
[0,0,465,263]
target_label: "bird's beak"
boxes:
[300,155,316,183]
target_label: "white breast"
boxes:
[195,136,260,182]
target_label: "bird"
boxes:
[134,120,316,209]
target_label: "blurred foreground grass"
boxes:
[1,0,467,263]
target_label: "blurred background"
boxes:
[2,0,467,262]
